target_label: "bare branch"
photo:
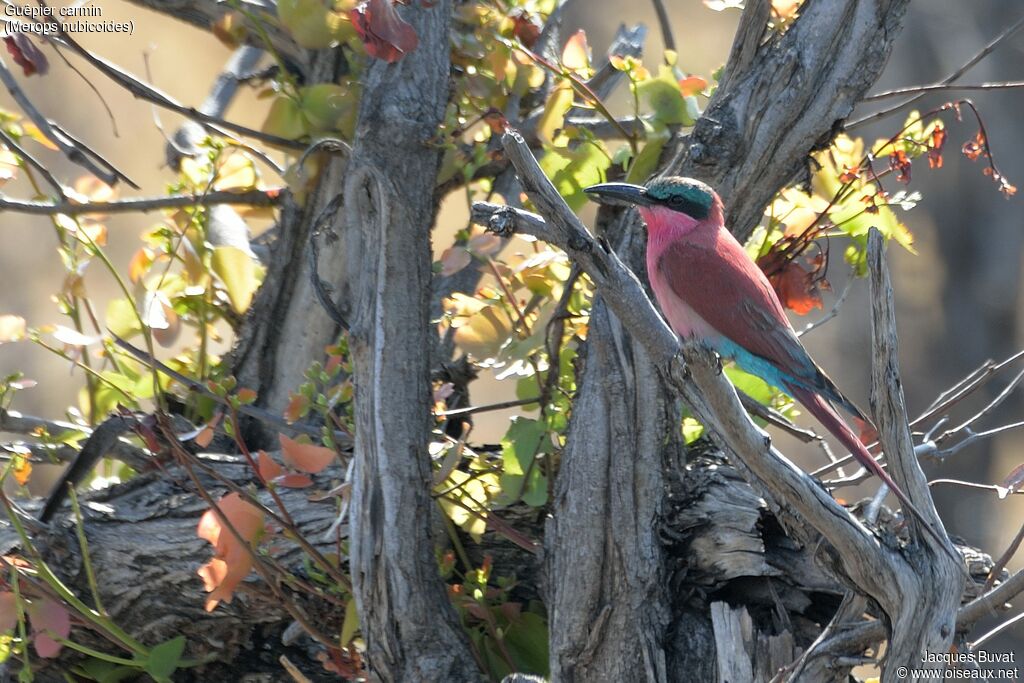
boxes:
[866,228,949,545]
[0,189,282,216]
[864,80,1024,101]
[0,129,63,195]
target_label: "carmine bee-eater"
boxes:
[584,176,945,544]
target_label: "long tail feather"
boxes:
[788,385,954,554]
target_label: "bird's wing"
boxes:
[656,236,868,421]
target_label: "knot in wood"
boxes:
[487,206,518,237]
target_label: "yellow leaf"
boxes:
[21,123,57,150]
[561,29,590,72]
[341,599,359,646]
[453,305,512,359]
[536,83,574,144]
[105,298,141,338]
[214,153,258,192]
[211,246,261,314]
[0,315,26,343]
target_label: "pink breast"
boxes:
[642,211,718,341]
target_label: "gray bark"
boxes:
[339,2,482,680]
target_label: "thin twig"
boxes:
[0,128,63,195]
[864,80,1024,101]
[111,335,350,445]
[798,275,853,337]
[983,519,1024,593]
[650,0,676,52]
[850,14,1024,128]
[0,189,282,216]
[438,397,540,417]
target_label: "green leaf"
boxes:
[636,64,698,126]
[211,245,262,314]
[277,0,353,49]
[146,635,186,681]
[502,611,549,675]
[105,298,141,339]
[495,417,546,505]
[300,83,359,137]
[539,140,611,211]
[500,417,545,476]
[724,365,775,405]
[521,467,548,507]
[682,417,704,444]
[626,128,668,184]
[262,95,307,141]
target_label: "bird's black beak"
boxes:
[583,182,654,207]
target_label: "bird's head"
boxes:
[584,177,723,232]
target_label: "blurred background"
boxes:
[1,0,1021,658]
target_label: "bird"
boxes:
[584,176,948,548]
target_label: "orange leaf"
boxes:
[285,392,310,423]
[279,473,314,488]
[196,492,265,611]
[678,75,707,97]
[279,434,336,473]
[13,457,31,486]
[257,450,283,480]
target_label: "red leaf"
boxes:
[349,0,418,63]
[928,126,946,169]
[257,450,283,480]
[962,131,985,161]
[27,598,70,658]
[509,9,541,48]
[3,35,47,77]
[888,149,911,184]
[278,473,314,488]
[765,253,829,315]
